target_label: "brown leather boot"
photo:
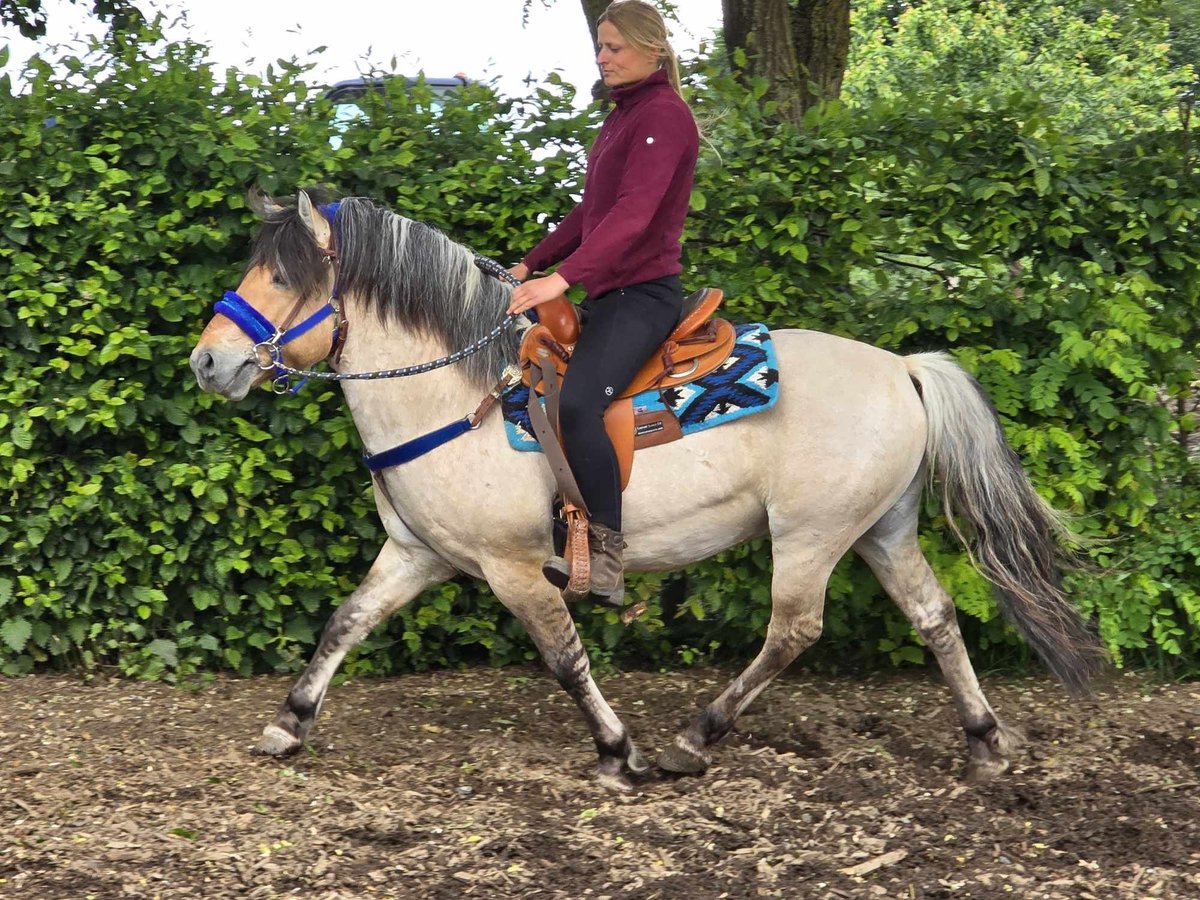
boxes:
[542,523,627,607]
[585,523,627,608]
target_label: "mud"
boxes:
[1,666,1197,898]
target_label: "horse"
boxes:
[188,189,1106,791]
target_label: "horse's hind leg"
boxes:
[257,539,454,756]
[853,474,1022,783]
[485,563,650,792]
[659,539,828,775]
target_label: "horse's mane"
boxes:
[247,190,518,388]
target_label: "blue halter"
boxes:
[211,200,515,469]
[212,203,344,393]
[212,291,341,394]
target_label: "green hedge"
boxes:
[1,24,1198,679]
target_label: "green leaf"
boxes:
[147,639,179,668]
[1,618,33,654]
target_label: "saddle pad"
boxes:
[502,322,780,452]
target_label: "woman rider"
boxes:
[507,0,699,607]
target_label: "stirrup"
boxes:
[555,503,591,602]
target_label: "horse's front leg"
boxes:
[258,538,454,756]
[485,562,650,792]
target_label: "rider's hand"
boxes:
[507,263,530,283]
[508,272,569,315]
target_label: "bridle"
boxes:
[213,246,348,394]
[210,227,524,470]
[211,205,521,395]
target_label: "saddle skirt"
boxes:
[510,288,779,490]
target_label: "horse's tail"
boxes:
[904,351,1107,695]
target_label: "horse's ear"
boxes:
[247,187,285,219]
[297,190,333,252]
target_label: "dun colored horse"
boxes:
[189,190,1104,791]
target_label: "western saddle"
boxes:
[517,288,734,601]
[519,288,732,485]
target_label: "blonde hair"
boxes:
[598,1,684,101]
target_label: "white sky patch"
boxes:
[1,0,723,105]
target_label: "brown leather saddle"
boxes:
[518,287,734,490]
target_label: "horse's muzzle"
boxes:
[189,345,257,401]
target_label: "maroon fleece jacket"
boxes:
[521,68,699,299]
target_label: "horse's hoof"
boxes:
[658,737,710,774]
[596,769,635,793]
[256,724,304,757]
[964,756,1010,785]
[626,744,652,775]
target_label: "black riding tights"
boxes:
[558,275,684,532]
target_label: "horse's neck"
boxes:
[335,298,482,453]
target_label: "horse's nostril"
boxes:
[192,350,216,379]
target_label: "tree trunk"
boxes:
[722,0,850,124]
[580,0,609,101]
[792,0,851,111]
[579,0,607,37]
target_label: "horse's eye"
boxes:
[271,273,287,288]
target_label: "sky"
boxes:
[1,0,724,104]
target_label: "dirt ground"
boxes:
[0,665,1197,899]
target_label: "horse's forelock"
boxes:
[246,210,330,303]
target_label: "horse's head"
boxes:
[190,190,344,400]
